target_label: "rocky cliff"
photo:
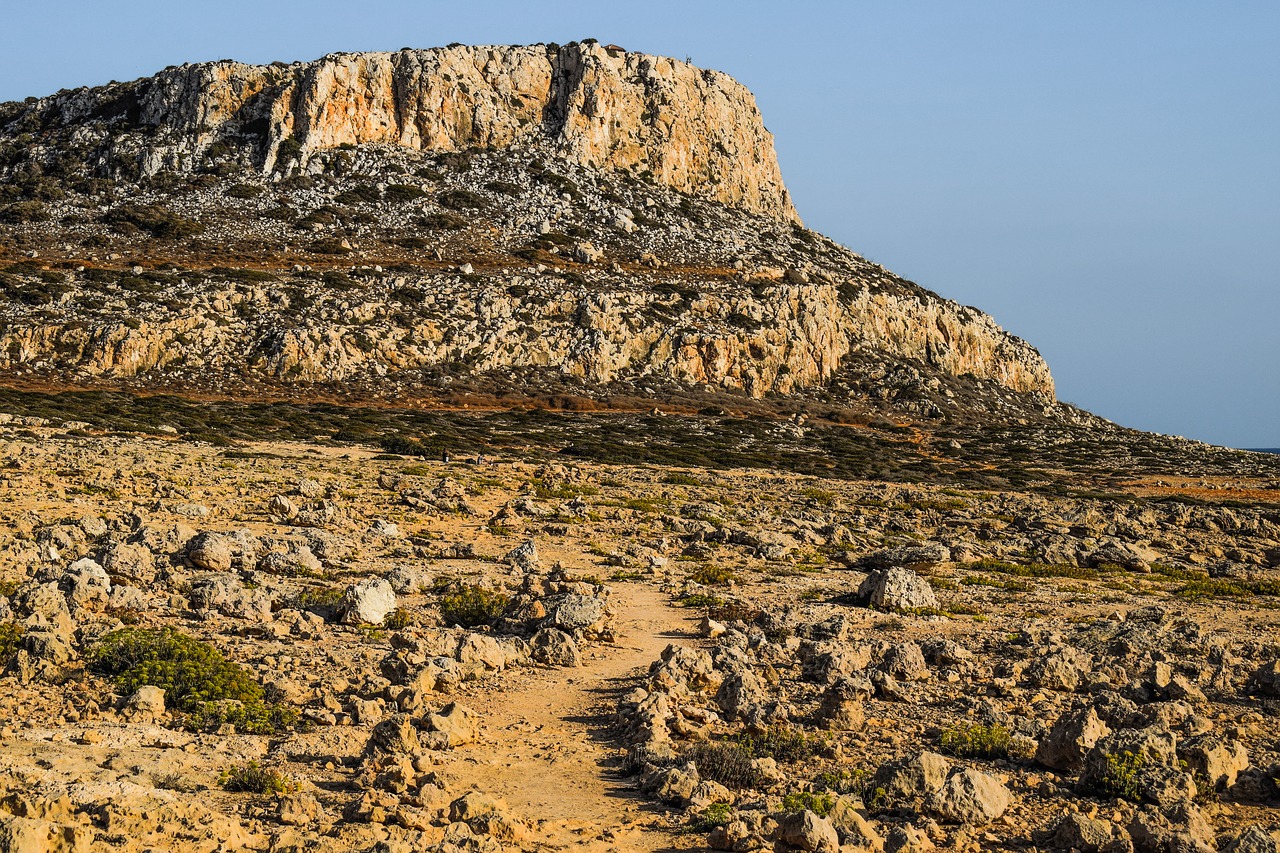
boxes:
[3,42,796,220]
[0,44,1054,411]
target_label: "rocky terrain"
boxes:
[0,40,1279,853]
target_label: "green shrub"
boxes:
[419,212,469,230]
[384,184,426,202]
[688,565,736,586]
[960,558,1101,581]
[89,628,262,711]
[1089,750,1147,801]
[0,201,49,223]
[677,592,724,609]
[225,184,263,199]
[737,727,826,764]
[220,761,295,794]
[276,136,304,163]
[438,583,508,628]
[814,768,870,795]
[687,801,733,832]
[288,586,345,615]
[0,622,23,662]
[1176,578,1280,601]
[383,608,414,630]
[781,790,836,817]
[311,237,352,255]
[189,700,299,735]
[662,472,702,486]
[939,722,1012,759]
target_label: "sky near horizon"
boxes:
[2,2,1276,448]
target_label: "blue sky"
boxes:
[2,2,1277,447]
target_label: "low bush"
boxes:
[0,622,23,663]
[688,564,736,586]
[681,742,762,789]
[686,801,733,832]
[939,722,1012,759]
[383,608,414,630]
[384,183,426,202]
[780,790,836,817]
[1088,749,1147,801]
[437,189,486,210]
[89,627,295,733]
[438,583,508,628]
[737,726,826,764]
[220,761,295,794]
[104,205,204,239]
[89,628,262,711]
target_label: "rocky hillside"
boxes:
[0,43,1053,417]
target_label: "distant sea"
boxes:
[1246,448,1280,454]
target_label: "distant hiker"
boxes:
[441,450,451,463]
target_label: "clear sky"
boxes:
[2,2,1277,448]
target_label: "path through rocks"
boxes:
[463,584,695,850]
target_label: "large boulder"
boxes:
[818,678,870,730]
[715,669,767,721]
[1178,734,1250,790]
[340,577,396,625]
[1037,705,1111,772]
[529,627,581,667]
[186,531,235,572]
[424,702,481,748]
[1052,813,1124,853]
[857,544,951,572]
[774,810,840,853]
[929,768,1012,825]
[366,713,422,755]
[874,752,951,805]
[857,567,938,613]
[100,540,156,586]
[880,642,929,681]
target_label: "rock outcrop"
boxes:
[4,42,796,220]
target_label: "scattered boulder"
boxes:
[817,678,869,730]
[367,714,422,755]
[186,531,235,572]
[874,752,951,805]
[1225,827,1280,853]
[857,567,938,612]
[122,685,166,722]
[424,702,481,748]
[1051,812,1124,853]
[774,809,840,853]
[857,543,951,572]
[930,768,1013,825]
[340,577,396,625]
[529,627,581,667]
[1178,734,1249,790]
[1037,705,1111,772]
[880,642,929,681]
[505,540,539,571]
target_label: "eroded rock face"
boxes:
[10,43,796,221]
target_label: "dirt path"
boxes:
[460,583,695,850]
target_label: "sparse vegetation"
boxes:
[939,722,1013,759]
[438,583,509,628]
[220,761,295,794]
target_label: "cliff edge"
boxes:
[3,42,797,221]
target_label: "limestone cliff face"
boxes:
[0,274,1053,401]
[15,43,796,220]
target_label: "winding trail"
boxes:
[461,584,695,851]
